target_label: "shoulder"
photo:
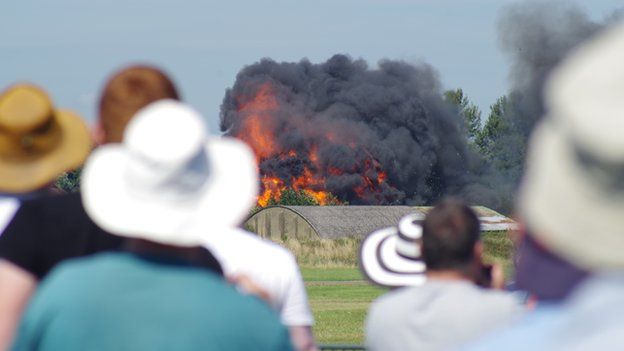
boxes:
[28,253,118,306]
[20,192,81,210]
[366,288,419,345]
[210,229,298,267]
[373,286,418,305]
[236,230,294,256]
[472,286,523,308]
[233,294,292,330]
[460,306,563,351]
[224,293,294,350]
[9,192,85,226]
[41,252,121,284]
[438,283,524,319]
[253,236,297,265]
[244,233,300,279]
[368,287,415,321]
[198,273,287,326]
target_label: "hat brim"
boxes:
[519,121,624,269]
[359,227,426,288]
[81,137,258,247]
[0,110,91,193]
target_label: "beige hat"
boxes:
[0,84,91,193]
[519,21,624,270]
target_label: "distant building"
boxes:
[245,205,517,239]
[413,206,518,232]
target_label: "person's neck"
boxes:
[123,239,203,263]
[426,269,472,282]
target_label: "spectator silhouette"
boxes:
[0,66,221,348]
[11,100,292,351]
[0,84,91,350]
[463,20,624,351]
[362,200,523,351]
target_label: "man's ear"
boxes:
[91,121,106,146]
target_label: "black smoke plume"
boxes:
[220,55,499,207]
[490,1,620,183]
[219,1,622,210]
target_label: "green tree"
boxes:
[477,95,527,182]
[444,88,482,142]
[55,168,82,193]
[476,96,509,154]
[269,188,319,206]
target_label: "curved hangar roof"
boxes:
[245,205,516,239]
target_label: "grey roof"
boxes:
[413,206,518,231]
[278,205,417,239]
[249,205,517,239]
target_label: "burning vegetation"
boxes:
[233,82,387,206]
[219,2,623,210]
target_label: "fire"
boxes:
[236,84,278,159]
[258,176,284,207]
[235,82,389,206]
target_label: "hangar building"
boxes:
[245,205,516,240]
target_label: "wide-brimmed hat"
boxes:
[518,21,624,270]
[359,213,427,287]
[0,84,91,193]
[81,100,258,247]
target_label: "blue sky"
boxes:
[1,0,620,133]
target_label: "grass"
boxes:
[303,267,386,344]
[281,231,515,344]
[482,231,516,277]
[301,267,364,281]
[279,231,514,272]
[272,237,361,267]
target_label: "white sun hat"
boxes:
[518,21,624,269]
[359,213,427,287]
[81,100,258,247]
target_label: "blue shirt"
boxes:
[12,252,293,351]
[461,274,624,351]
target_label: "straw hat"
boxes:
[0,84,91,192]
[359,213,427,287]
[81,100,258,247]
[518,21,624,270]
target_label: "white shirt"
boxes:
[203,228,314,326]
[366,280,523,351]
[0,196,19,236]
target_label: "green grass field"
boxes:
[297,231,514,345]
[302,267,385,344]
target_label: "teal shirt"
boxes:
[12,252,293,351]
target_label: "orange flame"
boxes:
[235,82,388,206]
[236,84,278,159]
[258,176,284,207]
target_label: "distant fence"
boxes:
[319,344,365,351]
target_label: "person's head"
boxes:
[81,100,258,254]
[422,199,481,274]
[517,21,624,275]
[97,65,179,144]
[0,84,91,194]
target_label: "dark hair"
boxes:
[99,65,180,143]
[422,199,480,271]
